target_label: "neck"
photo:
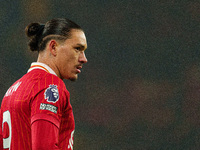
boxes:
[37,55,61,79]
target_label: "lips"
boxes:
[76,65,82,73]
[76,65,82,69]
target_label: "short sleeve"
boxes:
[30,74,69,127]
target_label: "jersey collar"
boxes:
[27,62,57,76]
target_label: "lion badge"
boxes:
[44,84,59,103]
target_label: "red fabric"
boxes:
[31,114,60,128]
[0,66,75,150]
[0,135,2,150]
[31,119,59,150]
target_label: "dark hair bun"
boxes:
[25,23,43,37]
[25,23,45,51]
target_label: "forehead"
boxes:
[65,29,87,49]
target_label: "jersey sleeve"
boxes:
[30,74,69,128]
[31,119,59,150]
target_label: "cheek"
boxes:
[57,49,78,70]
[66,52,79,64]
[58,50,71,63]
[60,54,76,71]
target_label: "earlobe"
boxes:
[49,40,57,56]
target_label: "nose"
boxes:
[79,52,88,64]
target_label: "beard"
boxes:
[69,76,78,82]
[69,78,77,82]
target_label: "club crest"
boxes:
[44,84,59,103]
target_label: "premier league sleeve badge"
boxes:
[44,84,59,103]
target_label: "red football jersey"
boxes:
[0,62,75,150]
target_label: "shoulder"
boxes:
[27,69,65,89]
[39,73,70,101]
[44,73,68,92]
[28,70,69,99]
[30,73,69,111]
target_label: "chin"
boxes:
[69,78,77,82]
[69,75,78,81]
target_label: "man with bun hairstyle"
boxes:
[0,18,88,150]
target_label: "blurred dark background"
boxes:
[1,0,200,149]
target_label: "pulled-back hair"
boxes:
[25,18,82,52]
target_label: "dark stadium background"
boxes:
[1,1,200,149]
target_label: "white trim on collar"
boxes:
[27,62,57,76]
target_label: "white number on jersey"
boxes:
[2,110,12,149]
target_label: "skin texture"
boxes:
[37,29,88,80]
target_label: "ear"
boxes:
[48,40,58,56]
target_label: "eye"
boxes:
[75,47,81,51]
